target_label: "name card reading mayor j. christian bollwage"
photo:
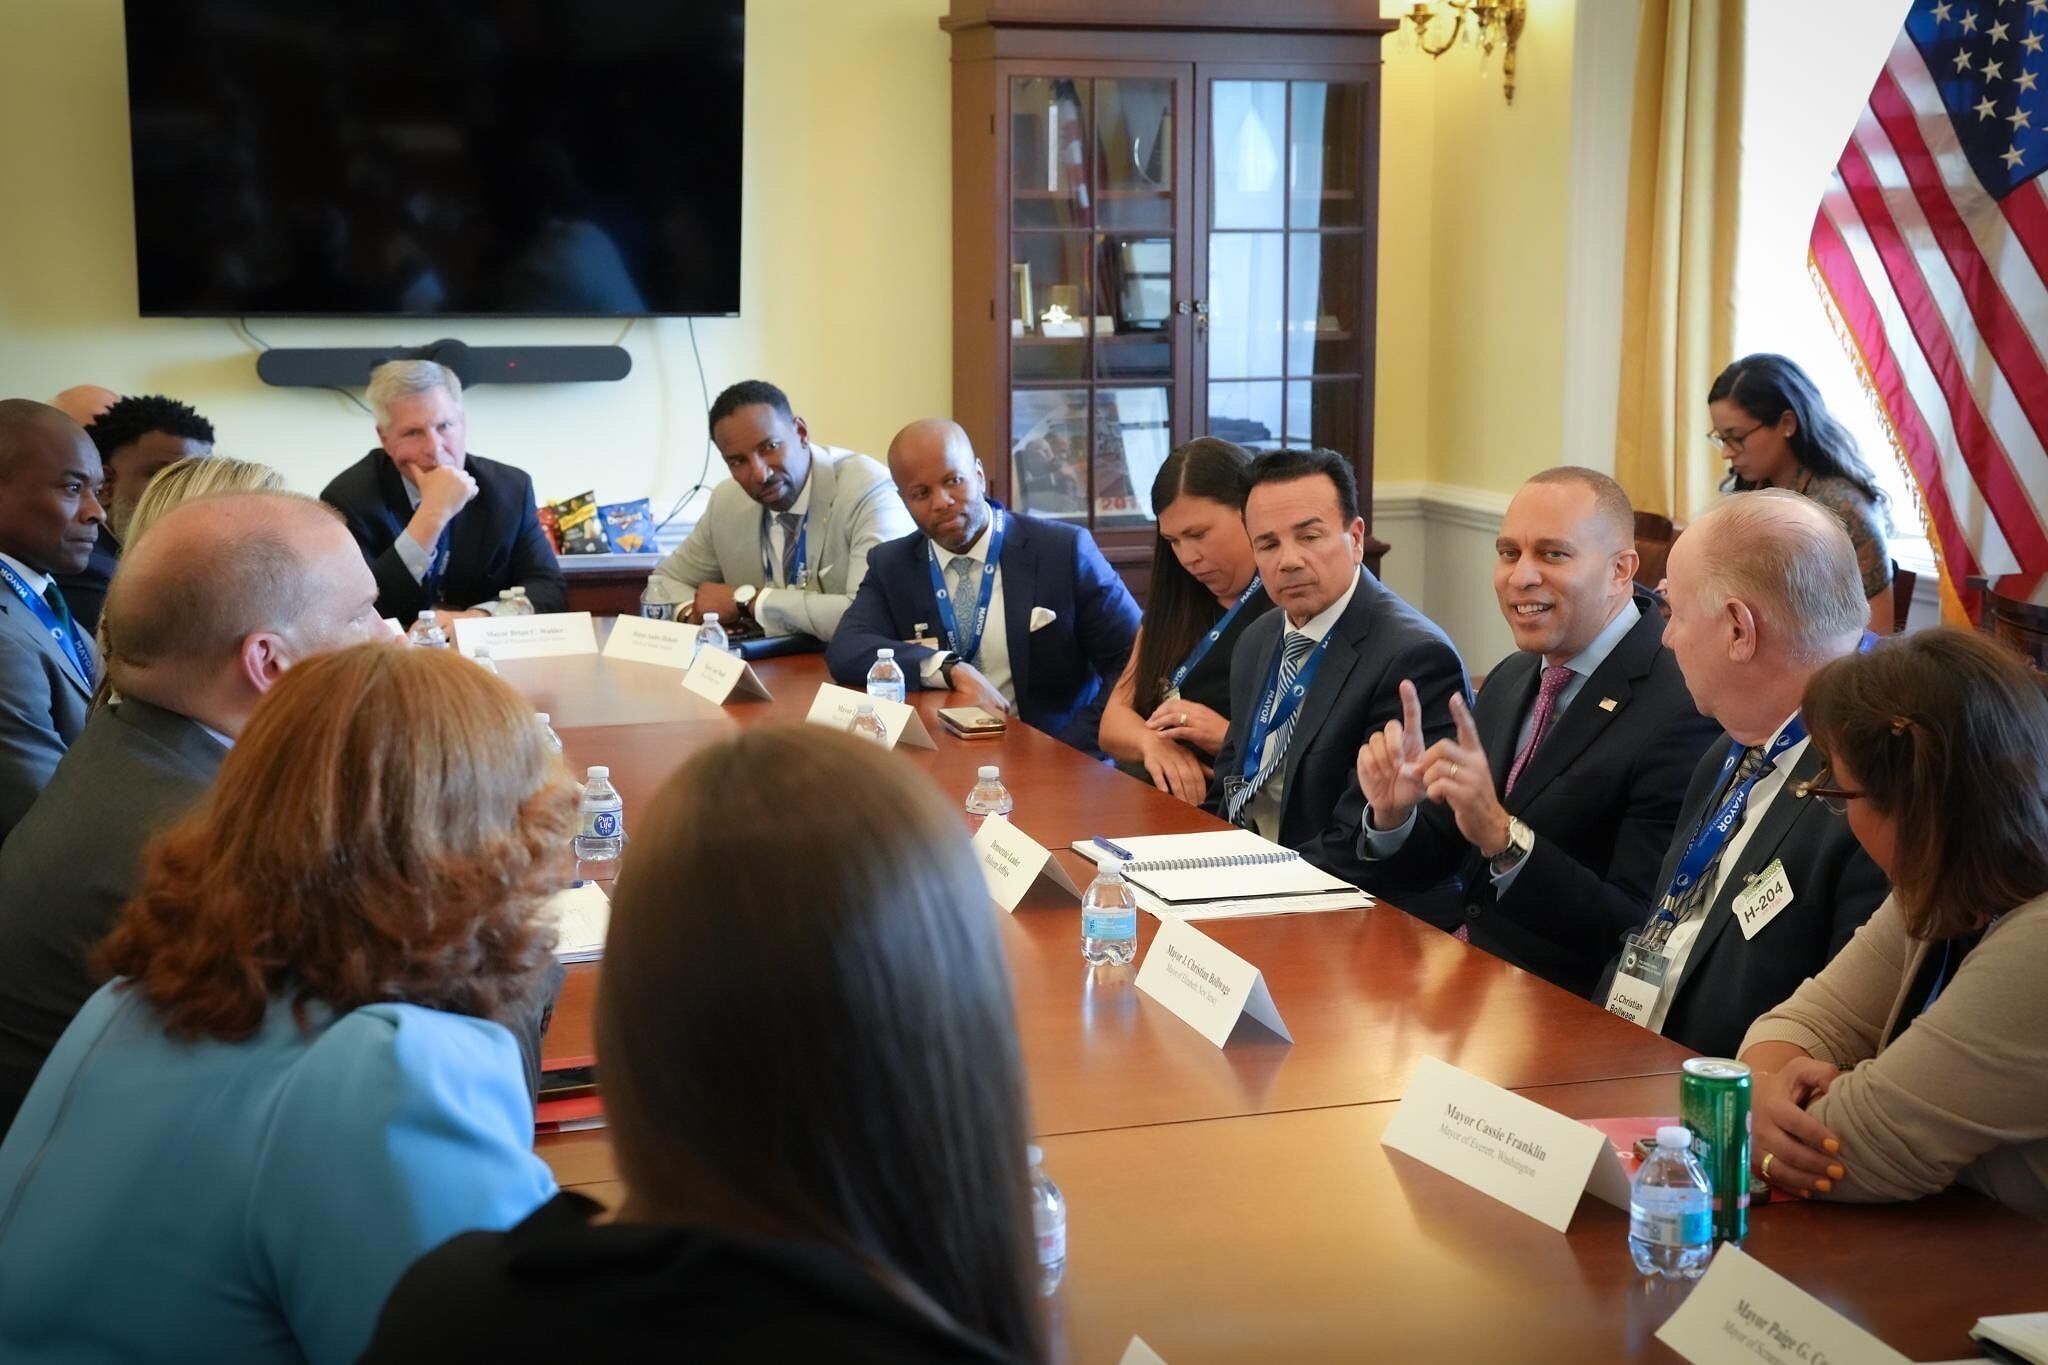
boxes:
[1133,916,1291,1048]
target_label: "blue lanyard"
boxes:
[0,560,93,688]
[1237,629,1335,784]
[1170,574,1263,693]
[927,511,1006,663]
[424,528,452,598]
[760,511,808,588]
[1650,717,1809,927]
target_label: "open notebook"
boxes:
[542,881,611,962]
[1973,1313,2048,1364]
[1071,829,1370,914]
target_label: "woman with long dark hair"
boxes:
[1099,438,1271,803]
[364,727,1046,1362]
[1740,628,2048,1218]
[1707,353,1894,632]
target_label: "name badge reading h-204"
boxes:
[1732,859,1795,940]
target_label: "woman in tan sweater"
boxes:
[1739,627,2048,1219]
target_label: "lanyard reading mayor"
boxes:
[1166,574,1263,698]
[759,510,808,588]
[1640,718,1808,951]
[1236,629,1335,786]
[927,511,1006,663]
[0,560,94,689]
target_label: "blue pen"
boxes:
[1092,836,1134,860]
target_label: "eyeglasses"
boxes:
[1797,767,1866,815]
[1707,421,1767,453]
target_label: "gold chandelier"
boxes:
[1397,1,1529,105]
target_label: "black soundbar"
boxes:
[254,338,631,389]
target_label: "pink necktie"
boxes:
[1503,664,1574,797]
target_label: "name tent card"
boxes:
[1118,1339,1169,1365]
[1134,916,1291,1048]
[970,815,1081,912]
[682,647,773,704]
[803,683,937,750]
[1379,1055,1632,1233]
[602,615,701,670]
[453,611,599,661]
[1655,1243,1909,1365]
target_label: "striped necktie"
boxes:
[777,512,802,586]
[1664,744,1776,926]
[1223,630,1317,824]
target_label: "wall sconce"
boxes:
[1397,1,1529,105]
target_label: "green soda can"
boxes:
[1679,1057,1752,1243]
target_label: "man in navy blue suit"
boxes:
[320,360,566,627]
[828,419,1140,754]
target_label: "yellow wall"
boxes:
[0,0,955,513]
[1412,0,1579,495]
[0,2,1578,511]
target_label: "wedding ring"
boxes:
[1761,1151,1776,1179]
[1179,712,1189,726]
[1447,761,1460,777]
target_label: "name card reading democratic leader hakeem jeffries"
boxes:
[803,683,938,750]
[602,615,701,670]
[682,646,774,704]
[1655,1243,1909,1365]
[1134,916,1291,1048]
[970,814,1081,912]
[1379,1055,1632,1233]
[453,611,600,661]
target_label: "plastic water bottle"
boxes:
[866,647,906,705]
[573,766,625,862]
[1027,1145,1066,1297]
[639,578,676,621]
[964,765,1014,830]
[508,586,534,615]
[409,609,449,648]
[470,644,499,674]
[694,612,730,660]
[1629,1125,1714,1280]
[847,701,890,746]
[1081,860,1139,965]
[534,712,564,754]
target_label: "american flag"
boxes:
[1809,0,2048,613]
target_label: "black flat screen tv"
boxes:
[123,2,744,318]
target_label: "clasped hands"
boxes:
[1354,680,1511,857]
[1136,699,1229,805]
[1750,1056,1848,1199]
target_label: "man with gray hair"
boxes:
[0,491,388,1137]
[320,359,566,625]
[1595,488,1888,1057]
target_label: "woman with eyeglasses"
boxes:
[1098,438,1271,804]
[1708,354,1893,634]
[1739,628,2048,1219]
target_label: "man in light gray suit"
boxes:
[0,400,106,844]
[647,380,912,642]
[0,490,390,1137]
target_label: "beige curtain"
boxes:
[1614,0,1746,525]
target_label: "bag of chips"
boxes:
[600,498,656,554]
[536,502,563,554]
[549,490,610,555]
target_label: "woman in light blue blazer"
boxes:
[0,643,574,1365]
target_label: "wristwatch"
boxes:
[938,652,961,688]
[732,584,758,621]
[1488,816,1535,876]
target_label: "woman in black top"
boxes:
[1099,438,1272,803]
[362,727,1045,1364]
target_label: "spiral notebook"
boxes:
[1070,829,1365,907]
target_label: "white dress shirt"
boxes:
[753,474,814,618]
[1646,710,1810,1033]
[1244,567,1361,842]
[0,552,54,601]
[918,515,1013,701]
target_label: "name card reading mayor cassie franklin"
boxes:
[970,815,1081,912]
[1655,1243,1909,1365]
[1379,1055,1632,1233]
[1134,916,1291,1048]
[453,612,599,661]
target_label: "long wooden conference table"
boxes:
[505,643,2045,1363]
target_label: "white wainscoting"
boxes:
[1373,482,1947,676]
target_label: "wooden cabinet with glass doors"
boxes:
[944,2,1393,599]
